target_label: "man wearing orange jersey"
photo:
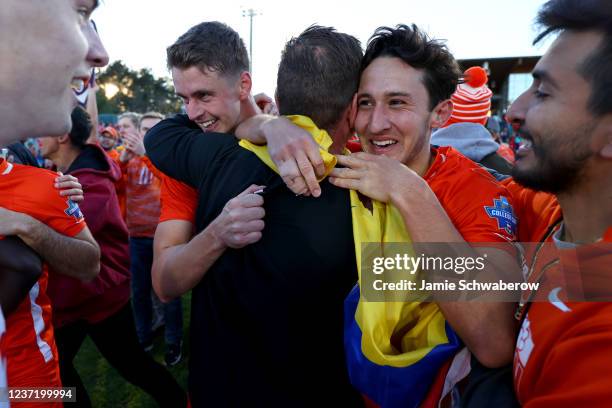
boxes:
[503,1,612,405]
[97,126,120,160]
[0,158,93,398]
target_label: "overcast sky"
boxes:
[94,0,551,96]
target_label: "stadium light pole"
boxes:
[241,8,259,73]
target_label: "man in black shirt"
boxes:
[146,26,364,406]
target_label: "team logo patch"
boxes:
[484,196,517,236]
[64,199,84,222]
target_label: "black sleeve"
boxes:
[144,114,237,187]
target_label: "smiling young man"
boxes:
[230,24,522,406]
[151,22,261,303]
[0,0,109,401]
[502,0,612,405]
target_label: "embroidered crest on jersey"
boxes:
[484,196,517,236]
[64,199,84,222]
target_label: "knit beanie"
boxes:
[444,66,492,127]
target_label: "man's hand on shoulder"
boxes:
[236,115,324,197]
[55,172,84,202]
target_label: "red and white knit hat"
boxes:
[444,66,492,127]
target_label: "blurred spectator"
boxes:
[97,126,120,161]
[486,117,515,164]
[120,112,183,365]
[39,107,186,406]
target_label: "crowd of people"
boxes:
[1,0,611,407]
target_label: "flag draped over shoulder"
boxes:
[240,115,462,408]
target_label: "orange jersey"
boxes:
[159,173,197,223]
[501,178,561,243]
[0,159,85,397]
[105,148,120,162]
[123,156,162,237]
[514,226,612,407]
[426,146,517,243]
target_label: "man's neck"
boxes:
[557,172,612,244]
[238,95,261,125]
[51,145,81,173]
[409,142,434,177]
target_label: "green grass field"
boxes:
[73,293,191,407]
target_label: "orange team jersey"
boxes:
[514,225,612,407]
[123,156,162,237]
[501,178,562,243]
[106,148,120,162]
[425,146,517,244]
[159,173,197,223]
[0,158,85,403]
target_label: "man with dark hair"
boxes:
[502,0,612,405]
[276,25,363,132]
[235,24,520,406]
[39,107,187,407]
[145,25,364,406]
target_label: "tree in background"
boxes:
[97,61,182,115]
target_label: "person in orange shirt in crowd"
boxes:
[1,0,107,403]
[502,0,612,406]
[97,126,120,160]
[119,111,185,365]
[97,125,128,218]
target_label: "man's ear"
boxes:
[594,114,612,159]
[238,71,252,101]
[57,134,70,144]
[599,132,612,159]
[274,90,280,114]
[430,99,453,129]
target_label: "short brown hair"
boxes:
[276,25,362,131]
[166,21,249,77]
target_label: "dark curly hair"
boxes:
[68,107,93,149]
[534,0,612,116]
[361,24,461,111]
